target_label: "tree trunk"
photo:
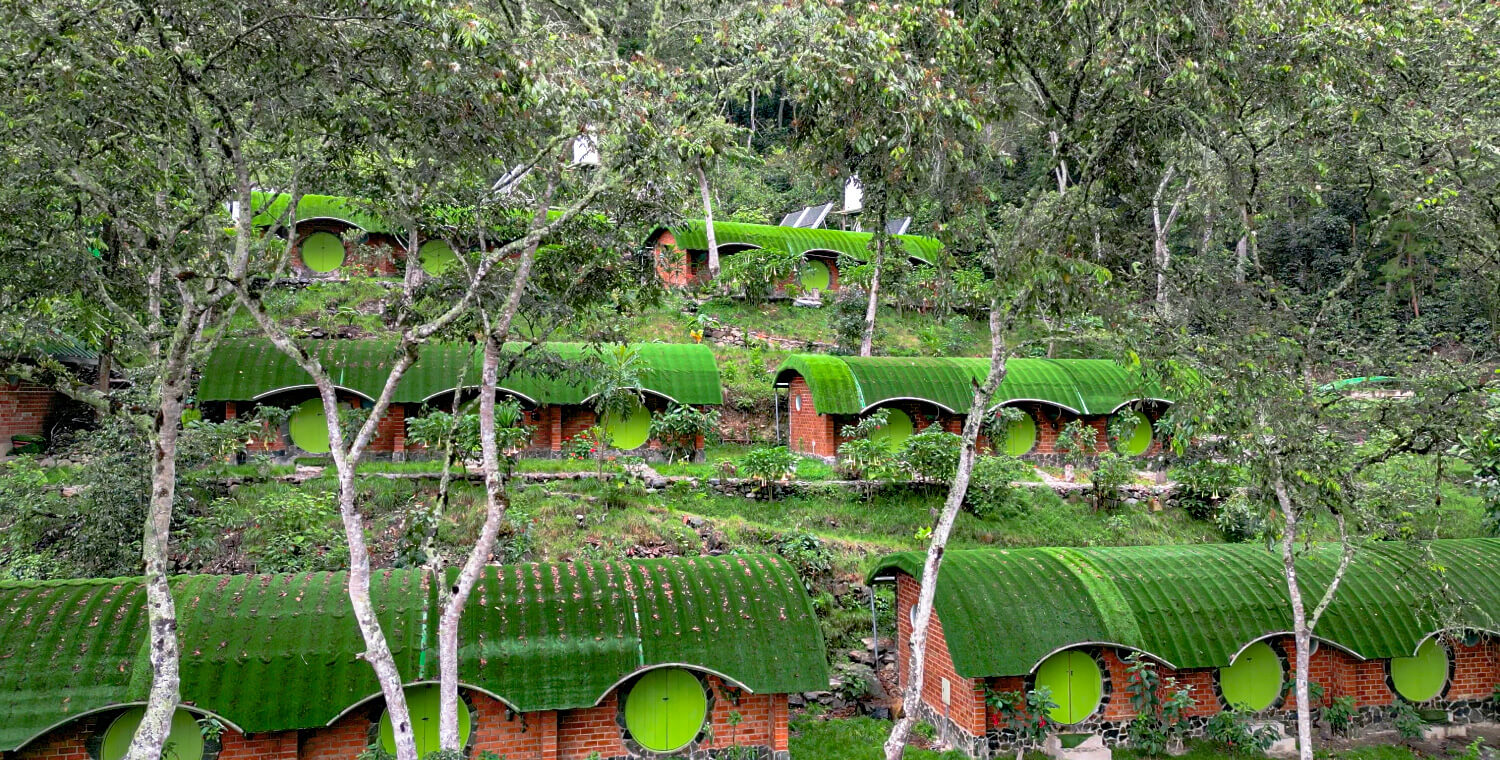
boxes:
[884,298,1008,760]
[439,189,552,748]
[122,318,196,760]
[860,204,889,357]
[1152,167,1190,317]
[697,161,720,281]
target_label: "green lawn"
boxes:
[790,717,968,760]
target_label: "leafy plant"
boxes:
[1124,654,1194,757]
[1173,459,1244,520]
[1204,710,1280,756]
[966,455,1036,519]
[1055,420,1097,472]
[899,427,962,484]
[738,445,796,496]
[563,430,599,461]
[776,532,834,584]
[1215,493,1266,543]
[720,245,802,303]
[986,686,1059,745]
[837,410,897,482]
[1324,695,1357,736]
[912,722,938,742]
[1090,453,1135,511]
[648,404,720,463]
[981,406,1027,455]
[832,661,875,702]
[242,489,346,572]
[1392,699,1424,740]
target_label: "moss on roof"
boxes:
[251,191,391,233]
[0,556,826,751]
[662,219,942,265]
[198,339,723,407]
[867,539,1500,679]
[774,355,1165,415]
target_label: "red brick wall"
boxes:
[653,232,696,288]
[218,731,297,760]
[12,713,97,760]
[787,376,837,457]
[0,381,59,455]
[300,703,374,760]
[1450,638,1500,699]
[895,574,988,737]
[289,223,401,278]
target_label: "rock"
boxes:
[684,515,706,529]
[868,706,892,721]
[849,649,874,666]
[788,693,806,708]
[1042,733,1110,760]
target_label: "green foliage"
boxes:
[240,490,346,572]
[1214,494,1265,543]
[898,427,961,484]
[912,722,937,743]
[966,455,1037,519]
[837,410,897,481]
[719,245,802,304]
[738,446,796,494]
[986,686,1059,745]
[1091,453,1136,511]
[1055,421,1097,470]
[1173,460,1245,521]
[1391,699,1424,740]
[830,661,874,703]
[775,532,833,585]
[1324,695,1357,736]
[1457,421,1500,536]
[788,716,969,760]
[1203,711,1280,756]
[563,431,600,461]
[648,404,720,463]
[1124,655,1194,758]
[830,288,869,355]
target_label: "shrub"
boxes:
[1324,695,1357,736]
[1055,420,1096,470]
[966,455,1036,519]
[830,287,868,355]
[739,446,796,496]
[899,427,962,484]
[1090,453,1136,511]
[721,246,802,303]
[648,404,720,463]
[986,686,1058,745]
[1215,493,1265,542]
[243,489,345,572]
[776,532,834,583]
[1124,654,1194,757]
[836,410,897,481]
[1392,700,1424,739]
[1204,710,1280,756]
[1173,459,1245,520]
[831,661,875,703]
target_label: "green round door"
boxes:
[799,258,832,291]
[625,668,708,752]
[1034,650,1103,725]
[1003,412,1038,456]
[1391,638,1448,702]
[602,398,651,451]
[1113,411,1153,457]
[1219,641,1283,711]
[870,408,914,451]
[102,708,204,760]
[288,399,331,454]
[300,231,346,273]
[379,684,471,757]
[420,240,457,276]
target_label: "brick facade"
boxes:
[13,676,791,760]
[288,222,403,278]
[890,571,1500,757]
[653,232,842,294]
[0,381,60,455]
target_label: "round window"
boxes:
[378,685,471,758]
[624,668,708,753]
[799,259,832,291]
[102,708,204,760]
[602,397,652,451]
[288,399,331,454]
[300,231,346,273]
[1219,641,1283,712]
[1390,638,1449,703]
[869,408,914,452]
[419,240,457,276]
[1034,650,1103,725]
[1002,411,1038,456]
[1113,411,1153,457]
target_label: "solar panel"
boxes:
[886,217,911,235]
[790,203,833,229]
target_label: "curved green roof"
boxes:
[198,339,723,407]
[456,555,827,712]
[661,219,942,265]
[774,355,1165,415]
[251,191,390,233]
[0,556,825,751]
[867,539,1500,679]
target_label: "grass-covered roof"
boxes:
[251,191,391,233]
[198,339,723,407]
[0,556,825,750]
[774,355,1165,415]
[661,219,942,265]
[867,539,1500,679]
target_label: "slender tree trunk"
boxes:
[697,161,720,281]
[1152,168,1191,317]
[860,203,889,357]
[123,304,201,760]
[885,297,1008,760]
[439,186,553,748]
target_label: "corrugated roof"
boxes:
[250,191,390,233]
[198,339,723,407]
[454,555,827,712]
[663,220,942,265]
[773,355,1165,415]
[0,557,826,751]
[867,539,1500,678]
